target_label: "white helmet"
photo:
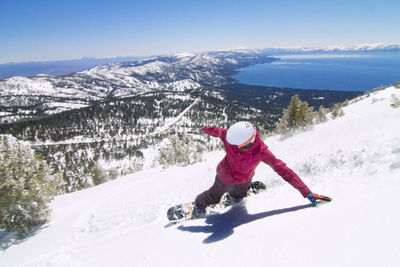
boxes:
[226,121,256,148]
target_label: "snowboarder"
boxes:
[192,121,328,218]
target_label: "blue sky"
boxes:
[1,0,399,63]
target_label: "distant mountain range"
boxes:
[261,43,400,53]
[1,47,376,124]
[0,50,275,123]
[1,43,399,80]
[0,56,148,80]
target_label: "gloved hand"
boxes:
[306,193,332,205]
[199,127,205,135]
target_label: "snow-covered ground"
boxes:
[1,87,400,267]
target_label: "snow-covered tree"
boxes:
[276,95,314,136]
[157,134,205,168]
[298,101,314,127]
[331,103,345,119]
[391,94,400,108]
[0,135,61,236]
[89,161,108,186]
[315,105,329,124]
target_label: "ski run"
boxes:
[1,86,400,267]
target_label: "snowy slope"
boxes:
[1,87,400,267]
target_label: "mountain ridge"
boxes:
[0,50,275,123]
[261,43,400,53]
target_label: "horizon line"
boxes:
[1,42,399,65]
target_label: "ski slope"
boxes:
[1,87,400,267]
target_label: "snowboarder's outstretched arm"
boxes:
[199,126,226,139]
[261,148,312,197]
[261,148,332,204]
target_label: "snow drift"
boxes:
[1,87,400,267]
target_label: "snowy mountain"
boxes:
[326,43,400,52]
[1,86,399,266]
[0,56,147,80]
[0,50,275,123]
[263,43,400,53]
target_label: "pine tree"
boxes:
[89,161,108,186]
[299,101,314,128]
[331,104,345,119]
[315,105,329,123]
[157,134,205,168]
[391,94,400,108]
[0,135,61,237]
[277,95,314,136]
[287,95,302,129]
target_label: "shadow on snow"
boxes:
[177,202,315,244]
[0,224,49,251]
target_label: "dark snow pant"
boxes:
[195,176,251,210]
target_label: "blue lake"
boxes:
[233,52,400,92]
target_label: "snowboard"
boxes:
[167,181,267,224]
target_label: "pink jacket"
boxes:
[202,126,312,198]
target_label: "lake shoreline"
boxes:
[233,52,400,92]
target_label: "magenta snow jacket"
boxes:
[202,126,312,198]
